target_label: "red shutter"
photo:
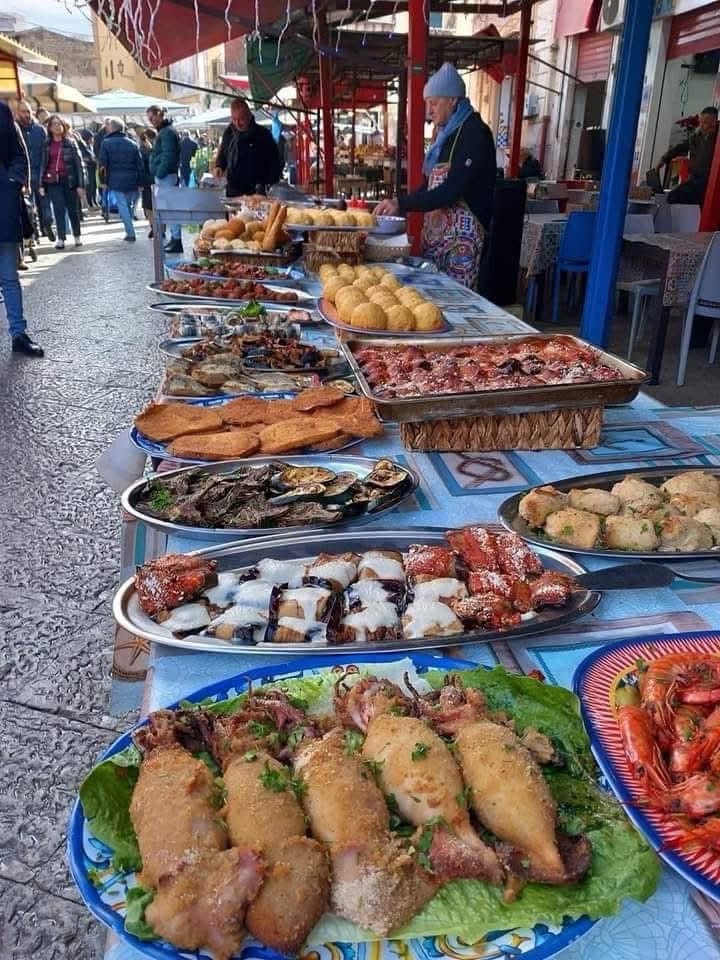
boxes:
[668,2,720,60]
[577,32,613,83]
[553,0,601,40]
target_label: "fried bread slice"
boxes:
[167,430,261,460]
[258,417,344,455]
[291,386,346,413]
[220,397,272,427]
[135,402,224,442]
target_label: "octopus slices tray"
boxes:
[147,281,315,304]
[574,631,720,901]
[499,466,720,561]
[113,526,600,654]
[121,455,419,541]
[319,297,452,338]
[68,653,660,960]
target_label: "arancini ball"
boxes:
[336,290,367,323]
[412,302,445,330]
[380,274,401,290]
[353,275,377,292]
[324,276,351,303]
[385,305,416,331]
[350,301,388,330]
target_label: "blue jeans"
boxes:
[154,173,181,240]
[113,189,139,239]
[0,241,26,337]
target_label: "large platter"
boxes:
[113,526,598,654]
[147,281,315,304]
[499,466,720,561]
[339,334,648,423]
[286,222,374,233]
[318,297,452,338]
[68,652,596,960]
[148,301,325,326]
[121,455,419,541]
[165,259,304,283]
[574,630,720,901]
[159,336,349,377]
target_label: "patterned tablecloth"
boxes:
[619,232,712,308]
[519,214,568,277]
[103,264,720,960]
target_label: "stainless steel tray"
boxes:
[159,337,347,376]
[121,455,419,542]
[318,297,452,338]
[338,333,649,423]
[112,527,599,655]
[148,301,324,325]
[147,282,315,304]
[499,466,720,561]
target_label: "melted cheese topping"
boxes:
[256,558,307,586]
[341,602,399,643]
[161,603,211,633]
[280,586,331,619]
[412,578,468,604]
[309,557,358,588]
[346,579,391,607]
[203,572,241,606]
[358,552,405,582]
[403,600,462,639]
[276,616,328,643]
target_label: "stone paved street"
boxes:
[0,211,157,958]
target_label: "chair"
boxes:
[623,213,655,234]
[616,213,661,358]
[526,198,560,214]
[670,204,701,233]
[677,232,720,386]
[551,211,596,323]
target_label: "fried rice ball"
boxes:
[319,264,339,282]
[336,289,368,323]
[350,302,388,330]
[353,275,377,292]
[380,273,402,290]
[316,212,335,226]
[385,305,416,332]
[412,302,445,331]
[324,276,351,303]
[337,264,357,281]
[369,266,386,279]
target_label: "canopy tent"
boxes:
[174,106,296,130]
[0,31,56,99]
[19,67,97,114]
[85,88,186,115]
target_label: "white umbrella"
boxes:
[19,67,96,114]
[85,88,187,117]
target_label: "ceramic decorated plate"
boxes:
[574,630,720,901]
[68,651,661,960]
[318,298,452,338]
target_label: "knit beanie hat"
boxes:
[423,62,466,99]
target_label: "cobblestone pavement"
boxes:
[0,212,158,958]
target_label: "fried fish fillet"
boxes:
[167,430,261,460]
[291,385,346,412]
[135,402,224,442]
[220,397,274,427]
[258,417,343,455]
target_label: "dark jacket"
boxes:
[18,118,46,186]
[661,125,718,183]
[216,120,282,197]
[99,131,145,192]
[519,154,543,180]
[149,119,180,180]
[398,111,496,229]
[180,135,198,171]
[40,136,85,190]
[0,101,29,244]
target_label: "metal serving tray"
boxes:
[113,527,598,655]
[499,466,720,561]
[121,455,419,542]
[147,282,315,304]
[148,301,324,325]
[159,337,347,377]
[338,333,649,423]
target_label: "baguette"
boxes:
[262,204,287,252]
[263,201,281,242]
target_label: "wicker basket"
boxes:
[192,245,300,268]
[364,238,412,262]
[399,406,603,452]
[303,230,366,273]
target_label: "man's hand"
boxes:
[375,197,400,216]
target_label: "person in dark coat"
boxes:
[654,106,719,206]
[15,100,53,240]
[99,118,146,241]
[147,105,183,252]
[78,129,99,207]
[39,115,85,249]
[138,127,156,237]
[518,148,544,180]
[179,131,198,185]
[213,98,282,197]
[0,101,43,356]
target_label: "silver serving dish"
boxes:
[147,281,315,304]
[148,301,324,325]
[121,455,419,542]
[338,333,649,423]
[159,337,347,377]
[112,527,599,655]
[165,263,304,285]
[499,466,720,562]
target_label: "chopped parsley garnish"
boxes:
[389,705,406,716]
[635,658,649,675]
[386,792,400,814]
[243,750,258,762]
[363,758,384,781]
[560,525,575,537]
[344,729,365,755]
[411,742,429,761]
[414,819,446,872]
[147,485,173,512]
[287,727,307,750]
[258,764,288,792]
[248,720,275,737]
[456,785,473,809]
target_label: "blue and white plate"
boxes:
[68,653,596,960]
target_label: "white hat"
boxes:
[423,62,466,99]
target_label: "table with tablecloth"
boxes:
[619,232,712,308]
[102,265,720,960]
[520,213,568,278]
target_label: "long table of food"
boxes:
[82,198,720,960]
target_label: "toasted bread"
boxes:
[220,397,272,426]
[291,386,346,413]
[258,417,344,455]
[135,402,224,442]
[167,430,261,460]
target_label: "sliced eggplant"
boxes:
[276,502,344,526]
[267,482,328,505]
[278,466,336,488]
[320,473,359,503]
[364,459,411,490]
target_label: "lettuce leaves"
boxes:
[78,665,661,947]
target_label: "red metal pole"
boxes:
[699,128,720,231]
[350,77,357,174]
[407,0,428,254]
[318,13,335,198]
[508,0,532,177]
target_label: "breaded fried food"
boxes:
[308,432,355,452]
[135,402,224,442]
[258,417,343,455]
[168,430,261,460]
[220,396,272,426]
[328,396,384,438]
[291,385,347,412]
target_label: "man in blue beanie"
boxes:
[377,62,496,288]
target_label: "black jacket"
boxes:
[216,120,282,197]
[0,101,29,243]
[41,136,85,190]
[99,131,145,192]
[398,112,496,229]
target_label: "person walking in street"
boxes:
[212,98,282,197]
[98,118,145,242]
[0,101,44,356]
[146,104,182,253]
[78,129,99,207]
[138,128,156,237]
[654,106,719,206]
[39,115,85,249]
[15,100,54,242]
[179,130,197,186]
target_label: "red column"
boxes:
[699,129,720,231]
[508,0,532,177]
[318,13,335,198]
[407,0,428,254]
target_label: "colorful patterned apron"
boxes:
[421,119,486,289]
